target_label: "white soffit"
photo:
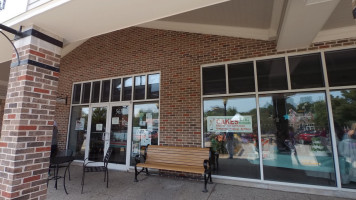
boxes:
[277,0,340,51]
[0,0,229,63]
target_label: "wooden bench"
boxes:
[134,145,212,192]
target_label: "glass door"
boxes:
[88,106,108,162]
[108,104,132,169]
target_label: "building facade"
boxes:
[56,26,356,196]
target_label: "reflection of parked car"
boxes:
[296,131,321,144]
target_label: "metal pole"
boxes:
[0,24,23,37]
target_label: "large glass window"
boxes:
[147,74,160,99]
[257,58,288,91]
[67,106,89,159]
[134,75,146,100]
[325,48,356,87]
[72,84,81,104]
[123,77,132,101]
[203,65,226,95]
[203,96,260,179]
[131,102,159,165]
[91,81,101,103]
[101,80,111,102]
[288,53,324,89]
[228,62,255,93]
[81,83,91,104]
[111,78,121,102]
[259,92,335,186]
[330,89,356,189]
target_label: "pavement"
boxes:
[47,165,352,200]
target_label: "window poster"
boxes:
[207,115,252,132]
[96,124,103,131]
[112,117,120,125]
[75,118,85,130]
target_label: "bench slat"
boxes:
[137,162,205,174]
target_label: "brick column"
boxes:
[0,25,62,199]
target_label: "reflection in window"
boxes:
[259,92,335,186]
[68,106,89,159]
[111,78,121,102]
[147,74,160,99]
[257,58,288,91]
[228,62,255,93]
[203,96,260,179]
[101,80,111,102]
[130,102,159,166]
[72,84,81,104]
[331,89,356,189]
[203,65,226,95]
[325,48,356,87]
[91,81,101,103]
[134,75,146,100]
[122,77,132,101]
[81,83,91,104]
[288,53,324,89]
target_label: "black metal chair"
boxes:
[81,148,113,194]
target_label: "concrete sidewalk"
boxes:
[47,166,351,200]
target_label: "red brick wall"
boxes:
[56,27,356,149]
[0,99,5,136]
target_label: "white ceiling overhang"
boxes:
[0,0,229,63]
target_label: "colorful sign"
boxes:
[207,115,252,133]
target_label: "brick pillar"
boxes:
[0,25,62,199]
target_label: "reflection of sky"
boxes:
[134,104,158,116]
[330,91,343,98]
[259,92,326,108]
[204,97,256,113]
[124,77,132,87]
[149,74,160,84]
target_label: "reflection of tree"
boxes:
[313,101,328,128]
[92,108,107,128]
[332,90,356,128]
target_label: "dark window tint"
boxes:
[81,82,91,104]
[101,80,111,102]
[134,75,146,100]
[72,84,81,104]
[203,65,226,95]
[289,53,324,89]
[91,81,101,103]
[147,74,160,99]
[111,78,122,102]
[122,77,132,101]
[257,58,288,91]
[228,62,255,93]
[325,48,356,87]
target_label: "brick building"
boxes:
[1,0,356,199]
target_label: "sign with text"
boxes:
[207,115,252,133]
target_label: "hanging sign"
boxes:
[207,115,252,133]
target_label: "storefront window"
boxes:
[288,53,324,89]
[203,96,260,179]
[228,62,255,93]
[256,58,288,91]
[330,89,356,189]
[325,48,356,87]
[134,75,146,100]
[111,78,121,102]
[101,80,111,102]
[123,77,132,101]
[81,82,91,104]
[68,106,89,159]
[203,65,226,95]
[130,102,159,165]
[147,74,160,99]
[91,81,101,103]
[259,92,336,186]
[72,84,81,104]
